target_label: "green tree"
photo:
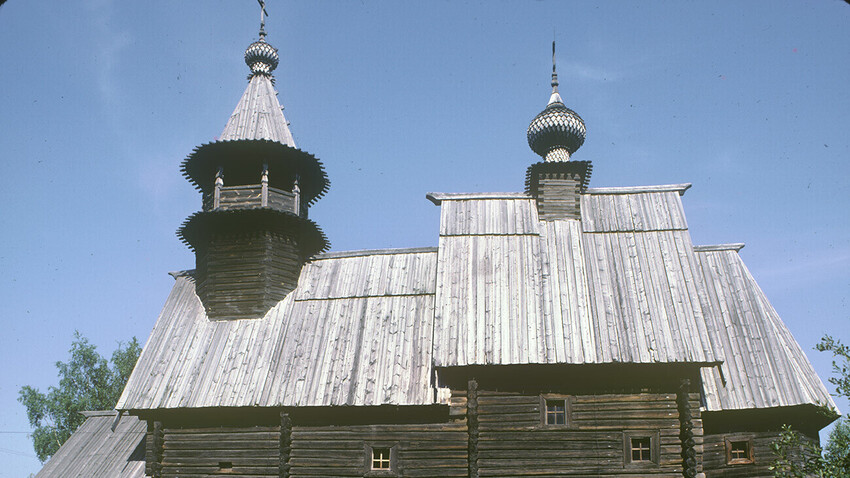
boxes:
[18,331,141,462]
[771,335,850,477]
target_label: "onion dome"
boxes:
[527,43,586,162]
[245,38,279,76]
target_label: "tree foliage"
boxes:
[18,331,141,462]
[771,335,850,477]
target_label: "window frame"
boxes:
[725,435,755,465]
[364,442,399,477]
[623,430,660,467]
[539,394,574,428]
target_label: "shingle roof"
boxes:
[118,186,834,414]
[34,411,145,478]
[432,187,717,366]
[117,248,437,409]
[219,73,296,146]
[695,246,837,412]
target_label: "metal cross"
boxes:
[258,0,270,38]
[551,40,559,92]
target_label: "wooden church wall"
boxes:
[702,430,817,478]
[470,389,702,477]
[142,371,705,478]
[289,423,468,477]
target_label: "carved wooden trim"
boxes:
[261,163,269,207]
[213,167,224,210]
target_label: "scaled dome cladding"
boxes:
[527,101,587,158]
[245,40,279,75]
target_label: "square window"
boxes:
[371,448,391,470]
[623,431,659,466]
[364,443,398,476]
[540,395,572,427]
[545,399,567,425]
[631,437,652,462]
[725,437,754,465]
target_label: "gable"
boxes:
[432,188,717,367]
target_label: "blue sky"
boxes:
[1,1,849,475]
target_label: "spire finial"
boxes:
[551,40,559,94]
[527,40,586,162]
[258,0,269,40]
[245,0,279,77]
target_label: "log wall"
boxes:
[703,430,815,478]
[474,389,702,477]
[195,231,304,320]
[159,424,281,477]
[536,174,583,220]
[143,381,705,477]
[289,423,468,477]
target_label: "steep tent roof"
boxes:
[219,73,296,146]
[34,411,145,478]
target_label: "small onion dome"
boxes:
[245,39,279,76]
[527,95,586,162]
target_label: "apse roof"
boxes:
[34,411,145,478]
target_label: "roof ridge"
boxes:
[694,243,746,252]
[426,192,530,205]
[585,183,692,196]
[314,247,438,260]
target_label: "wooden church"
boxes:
[35,11,837,478]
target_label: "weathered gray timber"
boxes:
[117,248,438,409]
[702,430,816,478]
[194,231,304,320]
[120,187,834,420]
[219,67,296,146]
[34,411,145,478]
[536,174,583,219]
[467,379,480,478]
[473,388,696,476]
[678,379,699,478]
[289,422,468,477]
[203,185,299,214]
[280,413,292,478]
[430,188,718,366]
[152,422,281,477]
[694,245,837,413]
[526,160,592,220]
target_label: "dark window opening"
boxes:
[545,399,567,425]
[726,437,754,464]
[218,461,233,470]
[371,447,391,470]
[630,437,652,462]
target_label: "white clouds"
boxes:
[565,61,622,82]
[84,0,131,113]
